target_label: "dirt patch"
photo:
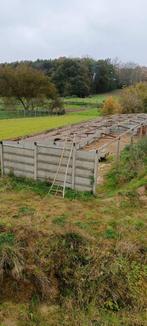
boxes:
[84,133,139,154]
[2,319,17,326]
[97,162,112,184]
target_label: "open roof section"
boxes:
[20,114,147,150]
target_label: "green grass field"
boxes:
[0,90,121,140]
[0,90,121,119]
[0,109,99,140]
[64,89,121,105]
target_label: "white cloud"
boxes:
[0,0,146,64]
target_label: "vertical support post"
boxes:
[0,141,4,176]
[139,124,143,139]
[72,143,76,190]
[130,130,134,145]
[116,137,120,165]
[34,142,38,180]
[93,150,99,195]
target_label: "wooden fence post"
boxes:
[34,142,38,180]
[72,143,76,190]
[0,141,4,176]
[93,150,99,195]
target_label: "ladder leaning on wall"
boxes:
[49,135,76,198]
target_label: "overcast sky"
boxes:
[0,0,147,65]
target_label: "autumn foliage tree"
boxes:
[102,96,122,115]
[120,82,147,113]
[0,64,57,111]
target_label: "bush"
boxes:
[102,96,122,115]
[107,137,147,188]
[120,82,147,113]
[49,97,65,115]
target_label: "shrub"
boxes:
[102,96,122,115]
[120,82,147,113]
[107,137,147,188]
[49,97,65,115]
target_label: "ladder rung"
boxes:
[50,188,63,192]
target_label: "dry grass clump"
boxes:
[0,231,24,283]
[39,230,147,311]
[0,226,146,312]
[29,268,51,300]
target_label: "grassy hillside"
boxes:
[0,137,146,325]
[64,90,121,104]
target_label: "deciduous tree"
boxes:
[0,64,57,111]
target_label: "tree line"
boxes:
[0,57,147,113]
[1,57,147,98]
[29,57,147,96]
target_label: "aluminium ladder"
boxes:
[49,135,76,197]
